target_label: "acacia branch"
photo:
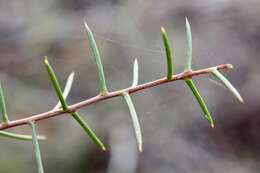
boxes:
[0,64,232,130]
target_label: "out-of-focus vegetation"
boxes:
[0,0,260,172]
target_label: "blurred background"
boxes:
[0,0,259,172]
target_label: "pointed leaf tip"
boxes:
[84,19,90,32]
[185,17,189,24]
[139,144,143,152]
[161,26,166,33]
[131,58,139,87]
[161,26,174,80]
[227,64,234,69]
[44,57,49,65]
[134,58,138,67]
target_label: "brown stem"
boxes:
[0,64,232,130]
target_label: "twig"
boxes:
[0,63,232,130]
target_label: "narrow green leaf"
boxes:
[44,57,69,111]
[0,130,45,141]
[185,79,214,128]
[29,121,44,173]
[122,92,143,152]
[131,58,139,87]
[0,83,9,122]
[84,20,108,95]
[161,27,173,80]
[210,68,243,103]
[53,72,75,110]
[185,17,193,71]
[71,111,106,151]
[44,58,105,150]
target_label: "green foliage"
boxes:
[70,111,106,151]
[183,17,214,127]
[210,68,243,103]
[0,83,45,141]
[54,72,75,110]
[29,121,44,173]
[0,131,45,141]
[131,59,139,87]
[161,27,174,79]
[185,79,214,128]
[84,20,108,95]
[44,58,69,111]
[185,18,192,71]
[0,18,244,172]
[44,58,106,151]
[0,83,9,122]
[122,92,142,152]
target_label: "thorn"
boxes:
[101,145,106,151]
[134,58,138,64]
[44,56,49,65]
[83,19,90,32]
[161,26,166,33]
[139,144,143,152]
[227,64,234,69]
[238,97,244,103]
[38,136,47,140]
[185,17,190,26]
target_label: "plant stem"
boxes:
[0,64,232,130]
